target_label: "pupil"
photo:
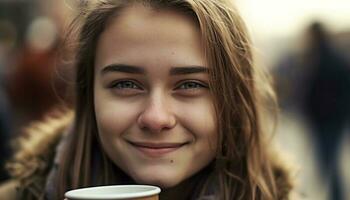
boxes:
[187,83,196,88]
[117,81,134,88]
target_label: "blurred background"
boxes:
[0,0,74,183]
[0,0,349,199]
[236,0,350,199]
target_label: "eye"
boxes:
[114,81,140,89]
[107,80,144,96]
[176,81,207,90]
[111,80,141,89]
[174,81,209,97]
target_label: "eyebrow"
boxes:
[101,64,146,75]
[100,64,209,75]
[169,66,209,75]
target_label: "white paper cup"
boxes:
[65,185,161,200]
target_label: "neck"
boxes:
[159,175,200,200]
[159,164,214,200]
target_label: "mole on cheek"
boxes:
[170,159,174,163]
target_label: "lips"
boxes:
[128,141,188,157]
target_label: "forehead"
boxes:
[108,3,199,35]
[94,3,204,69]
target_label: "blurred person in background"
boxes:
[273,21,350,200]
[6,0,73,136]
[302,22,350,200]
[7,16,67,125]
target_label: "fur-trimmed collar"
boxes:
[6,108,73,199]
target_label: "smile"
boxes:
[128,141,189,157]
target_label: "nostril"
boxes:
[137,113,176,133]
[138,121,174,133]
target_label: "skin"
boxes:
[94,3,218,199]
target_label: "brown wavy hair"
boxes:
[58,0,279,199]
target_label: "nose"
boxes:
[137,94,176,133]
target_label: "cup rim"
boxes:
[65,185,161,200]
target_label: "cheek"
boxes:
[178,99,217,144]
[94,100,140,139]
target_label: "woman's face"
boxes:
[94,4,217,188]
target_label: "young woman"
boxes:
[1,0,293,199]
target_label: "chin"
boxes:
[134,173,181,188]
